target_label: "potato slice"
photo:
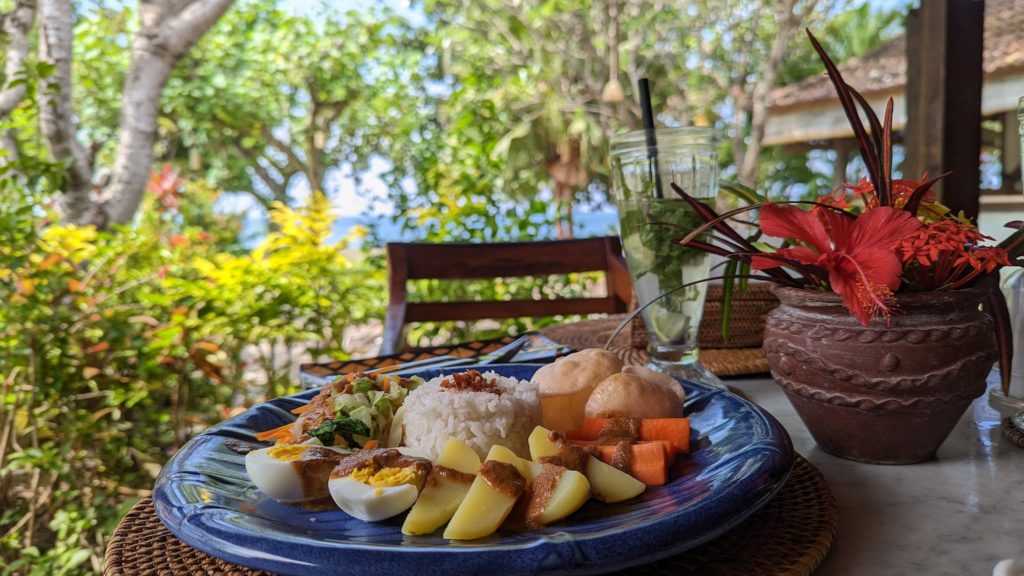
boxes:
[581,456,646,503]
[488,444,591,527]
[402,439,481,536]
[444,454,526,540]
[438,437,485,475]
[531,466,591,526]
[484,444,537,479]
[528,426,645,503]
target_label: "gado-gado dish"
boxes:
[154,360,793,576]
[244,349,695,540]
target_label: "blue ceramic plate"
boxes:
[153,364,793,575]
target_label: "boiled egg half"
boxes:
[245,443,350,503]
[328,449,431,522]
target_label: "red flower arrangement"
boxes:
[672,30,1023,392]
[750,203,922,326]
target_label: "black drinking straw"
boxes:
[638,78,663,198]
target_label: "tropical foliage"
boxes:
[0,1,907,573]
[0,166,379,572]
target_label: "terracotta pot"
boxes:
[763,286,996,464]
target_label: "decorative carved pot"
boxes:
[763,286,996,464]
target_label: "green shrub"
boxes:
[0,179,381,574]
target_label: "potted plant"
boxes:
[671,31,1022,464]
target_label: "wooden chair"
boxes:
[381,236,633,354]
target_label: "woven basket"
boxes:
[631,283,778,350]
[105,456,836,576]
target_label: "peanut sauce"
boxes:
[224,439,258,455]
[434,465,476,485]
[595,417,641,444]
[295,386,339,439]
[503,464,565,532]
[524,464,563,528]
[330,448,432,480]
[479,460,526,498]
[609,440,633,474]
[289,447,348,499]
[440,370,504,395]
[538,431,590,472]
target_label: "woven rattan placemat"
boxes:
[1004,414,1024,449]
[541,316,771,377]
[104,455,835,576]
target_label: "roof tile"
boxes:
[769,0,1024,110]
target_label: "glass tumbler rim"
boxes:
[610,126,717,157]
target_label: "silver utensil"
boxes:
[299,333,541,388]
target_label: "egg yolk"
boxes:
[350,465,421,487]
[267,444,308,462]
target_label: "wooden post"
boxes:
[1004,111,1022,193]
[903,0,984,220]
[834,140,851,187]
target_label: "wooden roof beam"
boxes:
[904,0,985,220]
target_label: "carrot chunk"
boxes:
[255,422,295,442]
[575,418,690,454]
[568,439,676,461]
[639,419,690,454]
[588,442,670,486]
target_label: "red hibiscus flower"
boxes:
[752,204,922,325]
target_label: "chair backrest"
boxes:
[381,236,633,354]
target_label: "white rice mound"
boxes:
[400,370,540,460]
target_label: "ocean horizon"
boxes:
[330,210,621,245]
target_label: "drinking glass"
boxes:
[610,127,721,386]
[1019,96,1023,185]
[993,97,1024,411]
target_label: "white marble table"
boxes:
[726,372,1024,576]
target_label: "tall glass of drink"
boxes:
[991,97,1024,411]
[610,127,720,386]
[1019,96,1023,181]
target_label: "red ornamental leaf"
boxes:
[902,173,950,216]
[983,279,1013,395]
[806,30,884,204]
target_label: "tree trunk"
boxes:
[100,44,175,224]
[549,138,586,239]
[102,0,236,225]
[38,0,99,225]
[0,0,36,118]
[735,0,815,188]
[33,0,235,227]
[0,0,32,165]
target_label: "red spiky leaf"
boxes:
[983,278,1013,395]
[902,172,949,216]
[807,29,886,206]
